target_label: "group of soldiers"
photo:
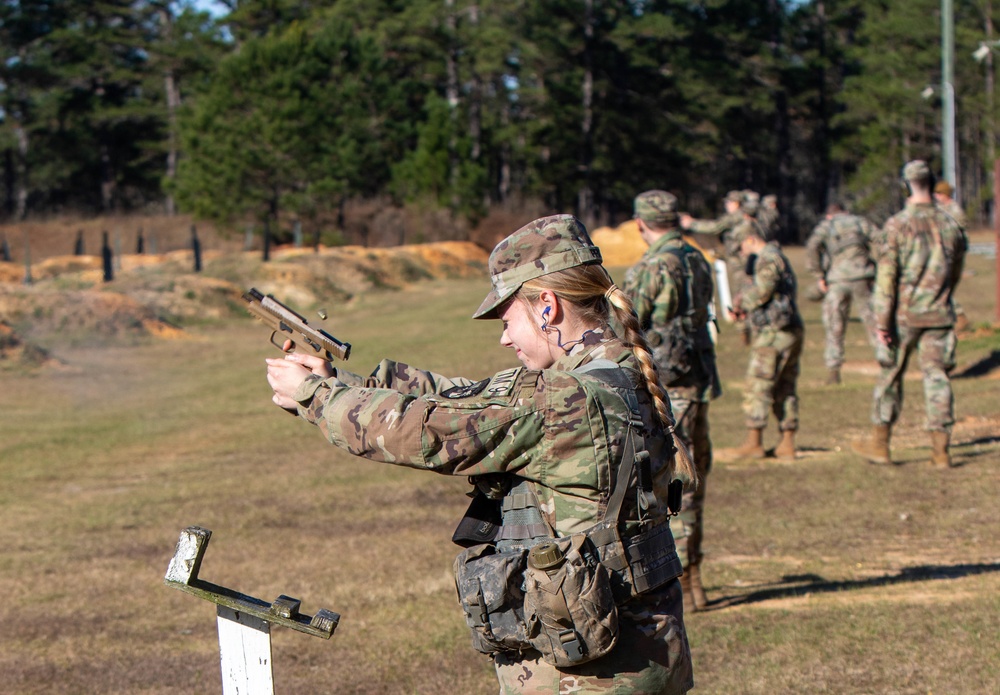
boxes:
[623,159,968,613]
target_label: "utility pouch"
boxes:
[453,544,530,654]
[523,535,619,667]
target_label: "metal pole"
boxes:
[994,159,1000,323]
[942,0,958,190]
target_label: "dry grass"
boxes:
[0,233,997,694]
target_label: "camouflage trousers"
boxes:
[822,278,876,369]
[667,397,711,569]
[743,326,803,431]
[872,325,956,432]
[493,579,694,694]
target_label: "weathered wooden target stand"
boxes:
[164,526,339,694]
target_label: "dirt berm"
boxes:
[0,241,490,362]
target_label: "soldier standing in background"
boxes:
[933,181,967,228]
[805,202,881,385]
[933,181,970,331]
[852,161,967,468]
[625,190,721,613]
[684,192,764,343]
[728,225,804,460]
[759,194,780,241]
[680,190,744,260]
[726,196,771,344]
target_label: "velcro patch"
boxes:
[482,367,523,398]
[441,379,490,399]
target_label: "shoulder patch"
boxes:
[482,366,523,398]
[440,378,491,399]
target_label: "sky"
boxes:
[190,0,228,19]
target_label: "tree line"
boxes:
[1,0,996,245]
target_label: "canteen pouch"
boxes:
[523,534,619,667]
[453,544,530,654]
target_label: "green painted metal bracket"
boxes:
[164,526,339,640]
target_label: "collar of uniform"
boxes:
[550,331,630,372]
[646,230,683,256]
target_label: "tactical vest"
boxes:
[493,360,683,602]
[828,215,870,260]
[747,249,800,332]
[651,246,699,385]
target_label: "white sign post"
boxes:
[713,259,734,322]
[165,526,339,695]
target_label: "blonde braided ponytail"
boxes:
[519,266,697,485]
[604,285,697,485]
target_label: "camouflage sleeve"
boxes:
[335,358,477,395]
[951,228,968,294]
[290,367,548,475]
[863,218,886,262]
[687,216,728,236]
[736,252,780,312]
[871,220,901,332]
[805,223,828,278]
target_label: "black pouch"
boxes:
[452,493,501,547]
[453,544,530,654]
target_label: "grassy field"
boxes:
[0,239,998,693]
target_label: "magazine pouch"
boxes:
[453,543,530,654]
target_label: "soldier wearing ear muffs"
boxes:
[851,160,967,468]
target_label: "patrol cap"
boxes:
[934,180,953,196]
[725,190,743,203]
[902,160,931,182]
[473,214,602,320]
[731,221,764,245]
[741,190,760,216]
[633,190,679,227]
[763,194,777,206]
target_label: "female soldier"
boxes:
[266,214,695,694]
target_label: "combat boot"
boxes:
[930,431,953,468]
[687,562,709,610]
[851,424,892,465]
[774,429,797,460]
[825,368,841,385]
[678,570,696,614]
[733,428,766,460]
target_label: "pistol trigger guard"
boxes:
[269,331,294,353]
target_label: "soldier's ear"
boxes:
[537,290,560,325]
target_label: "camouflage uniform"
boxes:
[623,193,720,575]
[685,190,744,262]
[290,215,693,694]
[870,201,967,433]
[805,212,880,370]
[758,195,780,241]
[938,198,966,228]
[933,186,969,331]
[733,241,804,432]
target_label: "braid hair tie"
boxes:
[604,284,619,301]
